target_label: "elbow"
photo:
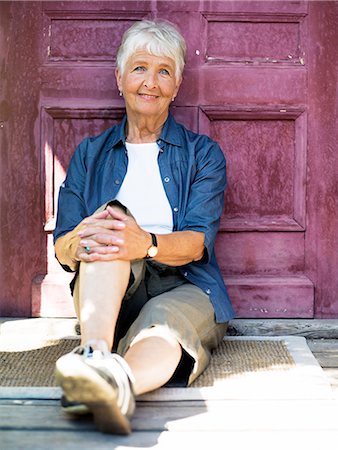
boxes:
[54,234,79,272]
[191,231,205,262]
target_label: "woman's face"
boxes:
[115,51,182,121]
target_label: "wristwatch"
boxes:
[145,233,158,259]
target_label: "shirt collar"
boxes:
[109,112,182,149]
[109,114,128,149]
[158,112,182,147]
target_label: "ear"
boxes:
[115,67,123,92]
[173,76,183,98]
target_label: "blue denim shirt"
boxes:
[54,113,235,323]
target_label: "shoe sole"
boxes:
[55,354,132,435]
[61,401,90,415]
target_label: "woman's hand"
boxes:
[75,206,150,262]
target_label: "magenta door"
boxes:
[0,1,337,318]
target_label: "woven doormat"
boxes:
[0,336,332,400]
[140,336,333,401]
[0,337,80,388]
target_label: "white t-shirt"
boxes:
[115,142,173,234]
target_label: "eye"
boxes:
[133,66,146,72]
[159,68,170,76]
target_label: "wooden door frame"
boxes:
[305,2,338,317]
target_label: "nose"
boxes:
[143,70,157,89]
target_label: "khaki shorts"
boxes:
[72,201,228,386]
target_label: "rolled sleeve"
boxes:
[180,140,227,263]
[54,139,89,243]
[53,140,89,272]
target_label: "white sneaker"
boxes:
[55,341,135,435]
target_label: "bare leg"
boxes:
[78,260,130,350]
[124,327,182,395]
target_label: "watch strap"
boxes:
[145,233,158,259]
[149,232,157,248]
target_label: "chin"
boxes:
[134,107,162,116]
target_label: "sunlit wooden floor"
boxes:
[1,319,338,449]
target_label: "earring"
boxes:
[119,91,123,97]
[171,97,175,102]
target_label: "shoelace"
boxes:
[73,339,110,358]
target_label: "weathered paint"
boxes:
[0,1,337,318]
[0,2,45,316]
[305,2,338,317]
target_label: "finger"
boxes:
[82,210,109,223]
[79,232,124,246]
[84,219,125,230]
[80,234,124,248]
[78,221,125,237]
[93,245,120,254]
[78,250,124,262]
[106,206,129,221]
[80,245,120,255]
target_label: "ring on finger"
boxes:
[84,245,91,253]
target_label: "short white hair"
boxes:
[116,20,186,80]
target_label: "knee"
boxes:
[79,259,130,275]
[130,325,181,352]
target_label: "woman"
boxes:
[54,20,235,435]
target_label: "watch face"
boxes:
[148,246,158,258]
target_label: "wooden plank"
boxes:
[0,398,58,406]
[307,339,338,368]
[133,399,338,432]
[1,318,337,339]
[2,429,159,450]
[0,402,95,431]
[323,369,338,395]
[2,429,338,450]
[0,387,62,400]
[1,399,338,432]
[0,318,78,337]
[228,319,338,338]
[307,339,338,352]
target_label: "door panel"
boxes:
[216,232,306,276]
[200,107,307,231]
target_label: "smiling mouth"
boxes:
[138,93,159,99]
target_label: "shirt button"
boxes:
[206,288,211,295]
[114,179,120,185]
[164,176,170,183]
[173,207,179,212]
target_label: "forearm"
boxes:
[152,230,205,266]
[54,224,82,271]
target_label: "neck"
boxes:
[125,111,168,144]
